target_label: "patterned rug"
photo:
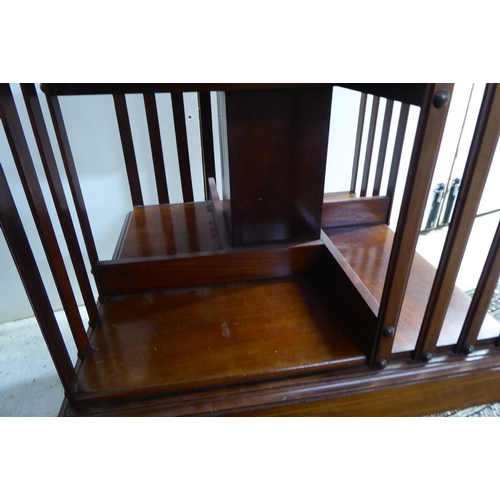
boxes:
[432,284,500,416]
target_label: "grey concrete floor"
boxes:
[0,309,83,416]
[1,212,499,417]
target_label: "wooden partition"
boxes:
[3,82,500,416]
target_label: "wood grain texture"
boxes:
[322,196,390,228]
[325,223,500,353]
[62,349,500,416]
[223,87,332,246]
[114,203,220,259]
[96,241,324,296]
[73,273,366,403]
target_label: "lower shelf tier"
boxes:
[74,272,366,403]
[324,223,500,352]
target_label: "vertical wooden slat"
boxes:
[414,83,500,362]
[456,218,500,353]
[350,93,367,194]
[199,92,216,200]
[171,92,194,203]
[360,96,380,197]
[385,103,410,224]
[372,100,394,196]
[0,164,77,397]
[143,93,169,204]
[43,91,100,276]
[369,84,454,369]
[0,84,89,358]
[113,93,144,206]
[20,84,98,327]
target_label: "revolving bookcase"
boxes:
[2,83,500,416]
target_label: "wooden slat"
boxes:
[415,84,500,361]
[350,93,367,194]
[113,94,144,206]
[385,103,410,224]
[372,100,394,196]
[0,84,90,358]
[321,196,390,228]
[456,218,500,353]
[143,93,169,204]
[360,96,380,197]
[171,92,194,202]
[20,84,98,327]
[44,92,100,274]
[199,92,216,198]
[95,243,323,296]
[370,84,454,368]
[0,165,77,396]
[208,177,230,249]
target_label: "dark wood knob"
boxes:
[433,89,450,109]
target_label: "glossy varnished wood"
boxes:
[62,349,500,416]
[73,273,367,403]
[324,224,500,353]
[96,241,323,296]
[322,196,390,228]
[222,87,332,246]
[114,203,220,259]
[373,84,453,366]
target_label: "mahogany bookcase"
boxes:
[1,83,500,416]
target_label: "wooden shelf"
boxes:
[324,223,500,353]
[73,272,366,403]
[114,202,221,259]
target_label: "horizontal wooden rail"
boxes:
[322,196,390,228]
[95,242,324,296]
[42,84,427,106]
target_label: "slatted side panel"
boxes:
[20,83,99,328]
[369,84,453,368]
[0,164,77,396]
[413,83,500,362]
[345,90,414,223]
[0,84,90,358]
